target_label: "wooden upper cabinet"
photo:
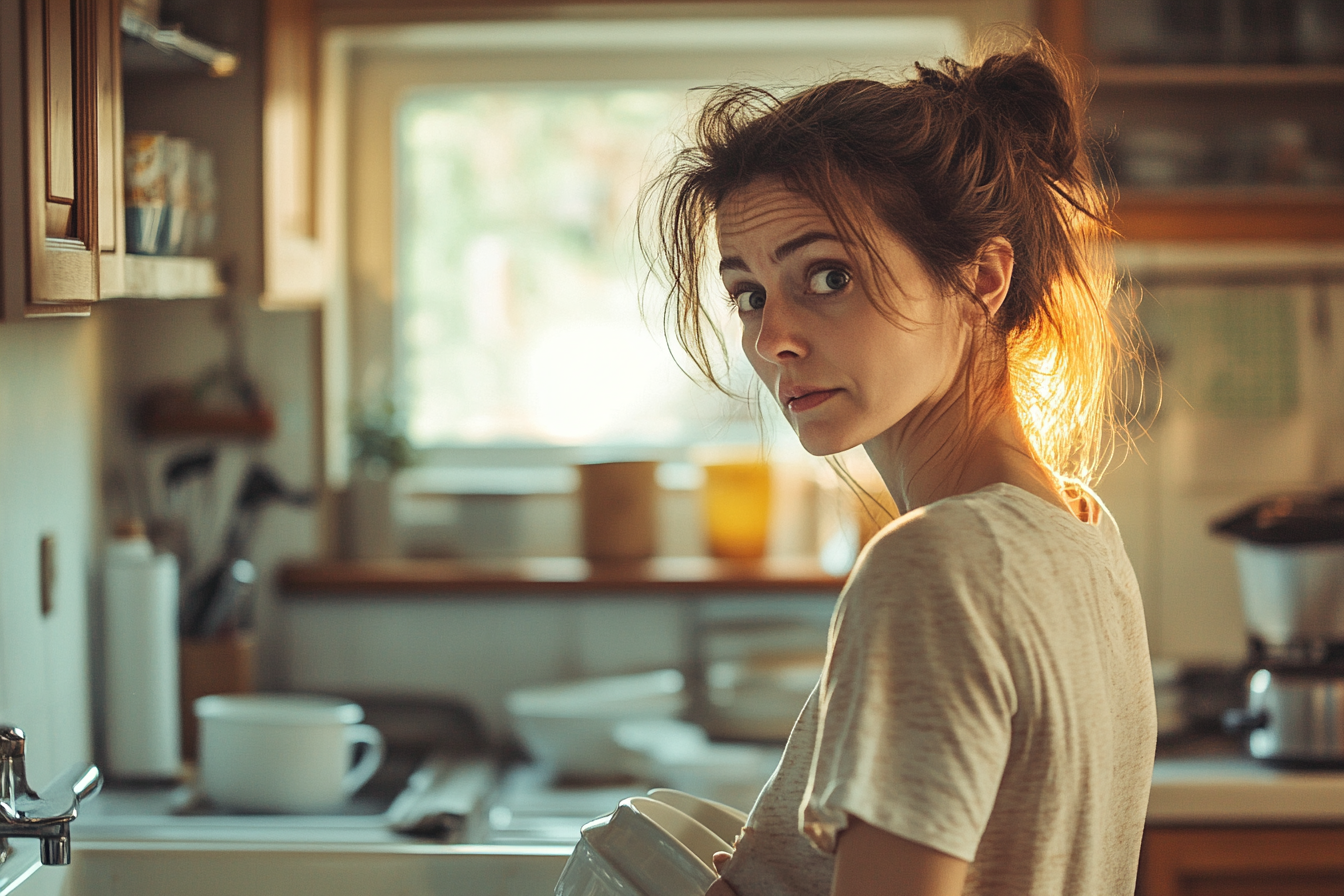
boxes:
[95,0,124,297]
[12,0,111,316]
[1037,0,1344,242]
[261,0,328,309]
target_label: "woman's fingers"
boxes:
[706,850,738,895]
[706,878,739,896]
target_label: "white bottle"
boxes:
[104,519,181,779]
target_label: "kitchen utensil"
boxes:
[194,694,383,813]
[554,796,726,896]
[507,670,685,780]
[194,558,256,638]
[181,463,313,638]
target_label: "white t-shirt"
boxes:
[720,482,1155,896]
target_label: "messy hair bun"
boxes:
[644,33,1130,485]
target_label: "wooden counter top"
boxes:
[279,556,846,597]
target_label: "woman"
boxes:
[644,36,1156,896]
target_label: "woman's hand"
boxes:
[705,851,738,896]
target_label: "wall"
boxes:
[1098,250,1344,664]
[97,298,321,689]
[0,318,101,896]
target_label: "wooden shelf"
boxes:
[1120,186,1344,203]
[280,556,846,597]
[138,407,276,439]
[1039,0,1344,242]
[1115,194,1344,242]
[1097,64,1344,88]
[101,254,225,300]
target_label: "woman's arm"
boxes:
[833,817,968,896]
[704,817,967,896]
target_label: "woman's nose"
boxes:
[753,300,807,362]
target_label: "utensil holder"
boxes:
[179,632,255,761]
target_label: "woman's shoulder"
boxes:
[847,491,1002,599]
[859,484,1011,564]
[849,482,1116,599]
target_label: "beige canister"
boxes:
[579,461,658,560]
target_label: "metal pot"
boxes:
[1227,669,1344,764]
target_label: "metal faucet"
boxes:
[0,725,102,866]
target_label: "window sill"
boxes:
[279,556,843,597]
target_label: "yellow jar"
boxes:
[702,462,772,559]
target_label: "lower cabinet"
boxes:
[1140,827,1344,896]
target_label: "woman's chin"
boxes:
[794,425,860,458]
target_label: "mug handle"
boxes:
[343,723,385,796]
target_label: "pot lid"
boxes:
[1210,488,1344,545]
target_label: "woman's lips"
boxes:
[787,389,840,413]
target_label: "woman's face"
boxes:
[716,179,967,457]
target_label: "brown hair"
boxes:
[643,34,1132,485]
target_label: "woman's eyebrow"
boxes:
[718,230,845,275]
[772,230,844,262]
[719,255,749,274]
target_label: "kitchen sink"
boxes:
[62,841,570,896]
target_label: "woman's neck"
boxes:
[863,382,1066,517]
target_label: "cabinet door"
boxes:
[95,0,123,297]
[18,0,102,315]
[1141,827,1344,896]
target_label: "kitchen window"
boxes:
[338,14,969,476]
[397,86,731,448]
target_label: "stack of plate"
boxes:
[555,790,746,896]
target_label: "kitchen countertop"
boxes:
[1149,756,1344,824]
[0,842,43,896]
[279,556,845,597]
[69,755,1344,853]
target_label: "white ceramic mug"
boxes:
[195,694,383,813]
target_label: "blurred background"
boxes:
[2,0,1343,884]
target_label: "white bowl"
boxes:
[508,670,685,778]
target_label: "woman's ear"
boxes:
[972,237,1014,318]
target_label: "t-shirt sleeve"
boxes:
[800,505,1017,863]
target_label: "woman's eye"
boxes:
[734,288,766,312]
[809,268,850,293]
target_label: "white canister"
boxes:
[194,694,384,813]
